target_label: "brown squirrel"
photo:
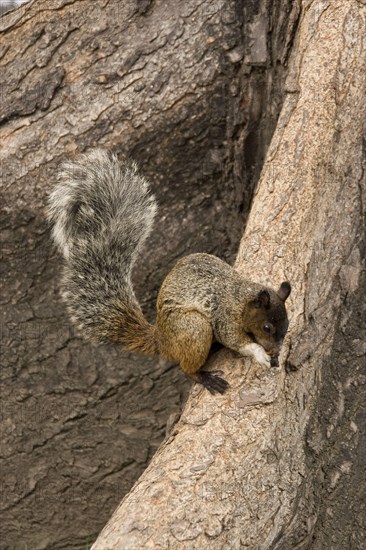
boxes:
[48,149,291,394]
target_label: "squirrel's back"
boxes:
[48,149,158,352]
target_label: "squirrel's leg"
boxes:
[215,328,271,368]
[158,310,229,394]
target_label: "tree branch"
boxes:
[91,1,366,547]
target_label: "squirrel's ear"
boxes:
[278,281,291,302]
[249,289,270,309]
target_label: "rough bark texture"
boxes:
[0,1,297,549]
[0,2,18,17]
[91,1,366,549]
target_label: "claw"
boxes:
[196,371,230,395]
[210,369,224,376]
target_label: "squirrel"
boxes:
[48,149,291,394]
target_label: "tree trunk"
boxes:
[0,1,297,548]
[91,1,366,549]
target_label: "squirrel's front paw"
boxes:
[240,343,271,368]
[253,345,271,368]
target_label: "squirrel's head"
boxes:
[244,281,291,367]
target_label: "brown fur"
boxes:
[158,309,213,375]
[105,300,160,356]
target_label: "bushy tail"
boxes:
[48,149,159,355]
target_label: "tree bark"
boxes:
[0,1,297,548]
[91,1,366,548]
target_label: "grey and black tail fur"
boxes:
[48,148,159,355]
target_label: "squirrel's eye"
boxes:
[263,324,271,334]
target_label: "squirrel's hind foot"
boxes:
[196,371,229,394]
